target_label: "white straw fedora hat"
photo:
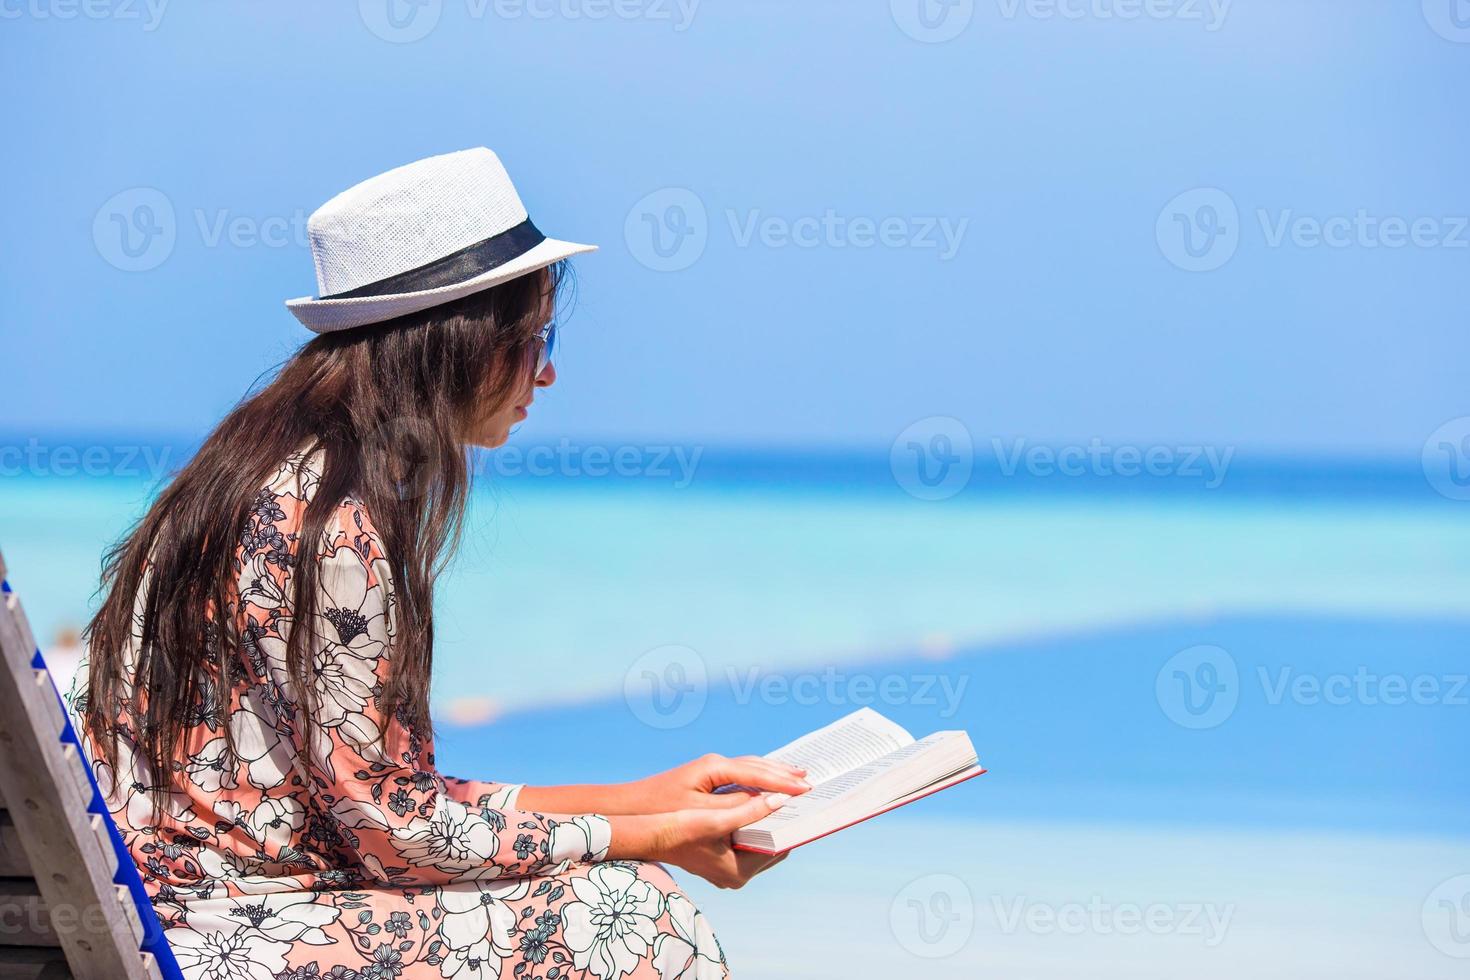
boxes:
[286,147,596,333]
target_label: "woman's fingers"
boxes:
[760,850,790,873]
[701,789,760,809]
[712,791,792,834]
[703,757,811,795]
[734,847,789,881]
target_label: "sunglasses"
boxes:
[534,320,557,377]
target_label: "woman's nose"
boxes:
[535,361,556,388]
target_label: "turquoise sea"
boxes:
[1,447,1466,977]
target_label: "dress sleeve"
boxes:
[279,499,611,887]
[442,777,525,810]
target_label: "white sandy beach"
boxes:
[692,816,1470,979]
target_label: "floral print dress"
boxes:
[66,450,728,980]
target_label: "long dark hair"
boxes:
[83,263,566,786]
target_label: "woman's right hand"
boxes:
[608,794,791,889]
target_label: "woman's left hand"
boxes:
[626,754,811,812]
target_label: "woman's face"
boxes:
[472,359,554,449]
[466,299,556,449]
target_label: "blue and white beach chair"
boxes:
[0,547,181,980]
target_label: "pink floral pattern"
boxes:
[69,450,728,979]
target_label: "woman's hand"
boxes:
[608,794,793,889]
[515,753,810,816]
[626,753,810,812]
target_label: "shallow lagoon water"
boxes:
[5,465,1467,713]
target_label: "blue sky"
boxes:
[2,0,1466,456]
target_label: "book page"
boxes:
[880,762,986,810]
[754,731,961,828]
[762,707,915,784]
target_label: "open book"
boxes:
[732,707,985,854]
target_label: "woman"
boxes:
[68,148,809,980]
